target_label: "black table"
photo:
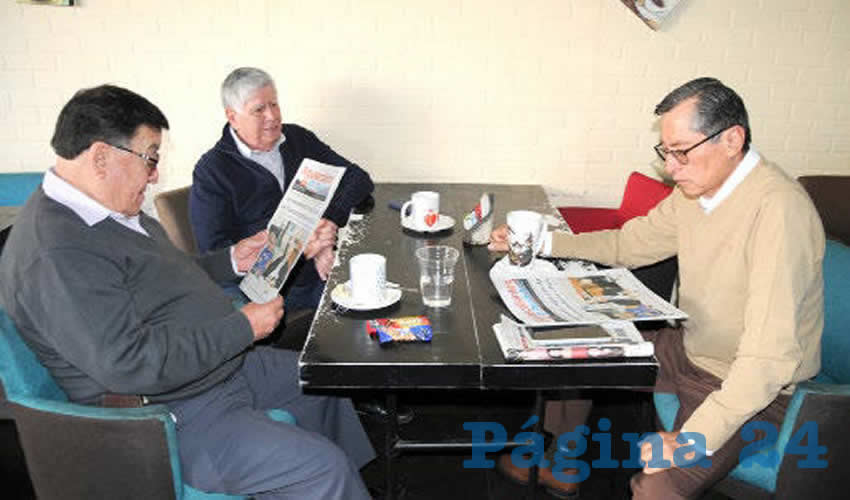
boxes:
[299,183,658,498]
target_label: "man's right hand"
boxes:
[240,296,284,341]
[488,224,510,252]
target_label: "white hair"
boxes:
[220,67,275,111]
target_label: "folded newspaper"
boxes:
[489,256,687,326]
[492,314,654,361]
[240,159,346,303]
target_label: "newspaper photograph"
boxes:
[240,159,346,303]
[490,258,687,326]
[492,315,654,362]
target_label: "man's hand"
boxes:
[640,431,695,475]
[304,218,338,260]
[314,245,335,281]
[488,224,509,252]
[233,230,268,273]
[240,296,284,341]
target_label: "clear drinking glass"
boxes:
[415,245,460,307]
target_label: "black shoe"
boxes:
[367,482,407,499]
[356,400,415,424]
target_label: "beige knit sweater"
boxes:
[551,160,825,450]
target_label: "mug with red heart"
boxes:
[401,191,440,231]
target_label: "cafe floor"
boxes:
[0,390,732,500]
[357,389,733,500]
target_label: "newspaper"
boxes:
[240,159,346,303]
[492,315,654,361]
[489,256,687,326]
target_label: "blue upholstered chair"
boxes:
[653,239,850,499]
[0,172,44,206]
[0,306,295,500]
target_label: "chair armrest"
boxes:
[774,380,850,499]
[9,393,172,420]
[8,396,182,500]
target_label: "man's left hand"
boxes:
[233,230,268,273]
[304,218,338,259]
[314,246,335,281]
[640,431,694,475]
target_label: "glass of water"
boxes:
[415,245,460,307]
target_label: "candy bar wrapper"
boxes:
[463,192,494,246]
[367,316,433,344]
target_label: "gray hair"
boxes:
[655,77,751,153]
[220,67,276,111]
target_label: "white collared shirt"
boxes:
[43,168,244,274]
[229,125,287,191]
[698,148,760,214]
[42,168,149,236]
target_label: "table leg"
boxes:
[526,390,545,500]
[384,392,398,500]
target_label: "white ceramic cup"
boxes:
[401,191,440,230]
[506,210,546,266]
[349,253,387,303]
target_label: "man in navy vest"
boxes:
[190,67,374,311]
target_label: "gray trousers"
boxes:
[167,347,375,499]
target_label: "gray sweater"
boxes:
[0,189,254,405]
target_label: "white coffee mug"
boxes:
[349,253,387,303]
[401,191,440,230]
[506,210,546,266]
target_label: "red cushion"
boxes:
[558,207,624,234]
[619,172,673,220]
[558,172,673,234]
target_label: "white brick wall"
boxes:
[1,0,849,211]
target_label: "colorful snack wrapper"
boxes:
[367,316,433,344]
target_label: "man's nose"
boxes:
[148,167,159,184]
[664,156,682,175]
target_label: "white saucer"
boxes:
[402,214,455,233]
[330,282,402,311]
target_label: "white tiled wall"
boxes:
[2,0,849,210]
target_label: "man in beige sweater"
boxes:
[490,77,825,499]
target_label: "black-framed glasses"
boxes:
[108,143,159,170]
[654,127,727,165]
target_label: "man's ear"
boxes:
[723,125,746,157]
[225,108,237,129]
[90,142,110,178]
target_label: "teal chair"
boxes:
[0,307,295,500]
[0,172,44,206]
[654,239,850,499]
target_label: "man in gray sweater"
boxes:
[0,85,374,499]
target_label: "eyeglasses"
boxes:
[654,128,726,165]
[108,143,159,170]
